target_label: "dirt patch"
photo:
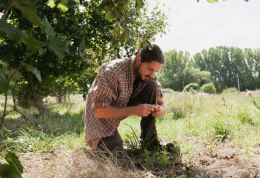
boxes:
[18,149,143,178]
[3,143,260,178]
[182,146,260,178]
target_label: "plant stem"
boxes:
[0,53,32,131]
[0,41,47,131]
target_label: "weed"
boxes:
[237,108,254,125]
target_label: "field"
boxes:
[1,91,260,177]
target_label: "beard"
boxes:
[135,64,150,83]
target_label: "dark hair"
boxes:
[138,44,165,64]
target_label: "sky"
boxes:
[151,0,260,56]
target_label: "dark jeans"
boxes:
[97,79,158,151]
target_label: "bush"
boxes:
[183,83,200,92]
[200,83,216,94]
[161,88,175,94]
[222,87,238,94]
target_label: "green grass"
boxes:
[1,91,260,156]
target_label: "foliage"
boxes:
[247,91,260,111]
[200,82,216,94]
[193,47,260,92]
[159,49,212,91]
[0,0,168,111]
[0,152,23,178]
[183,83,200,92]
[222,87,238,94]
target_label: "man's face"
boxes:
[136,61,163,83]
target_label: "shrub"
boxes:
[183,83,200,92]
[161,88,175,94]
[200,83,216,94]
[222,87,238,94]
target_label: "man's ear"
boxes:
[136,56,141,65]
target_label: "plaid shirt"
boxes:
[82,57,163,149]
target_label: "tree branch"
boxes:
[1,0,13,20]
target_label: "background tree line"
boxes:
[159,46,260,93]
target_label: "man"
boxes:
[82,44,173,151]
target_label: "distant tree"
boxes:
[192,46,260,92]
[158,50,212,91]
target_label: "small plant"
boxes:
[167,107,187,120]
[210,116,231,143]
[247,90,260,110]
[237,108,254,125]
[200,83,216,94]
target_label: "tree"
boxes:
[158,50,212,91]
[0,0,168,109]
[192,46,260,92]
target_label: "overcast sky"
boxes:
[151,0,260,56]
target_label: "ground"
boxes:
[16,140,260,178]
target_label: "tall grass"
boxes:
[2,92,260,156]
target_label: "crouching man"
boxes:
[82,44,173,151]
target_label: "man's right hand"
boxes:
[133,104,158,117]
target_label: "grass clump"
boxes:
[222,87,238,94]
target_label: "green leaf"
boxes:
[48,36,69,59]
[40,17,54,37]
[146,41,152,50]
[57,0,69,11]
[0,60,9,68]
[105,11,113,22]
[0,152,23,178]
[24,64,42,82]
[207,0,218,3]
[0,61,21,82]
[120,28,125,35]
[135,0,144,9]
[38,48,46,56]
[136,39,141,48]
[0,20,42,54]
[4,69,22,82]
[12,0,41,26]
[20,31,43,54]
[0,20,22,41]
[47,0,58,8]
[0,68,8,94]
[13,104,40,127]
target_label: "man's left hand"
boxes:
[151,104,163,117]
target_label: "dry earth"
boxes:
[7,143,260,178]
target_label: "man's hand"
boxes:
[134,104,158,117]
[151,104,163,117]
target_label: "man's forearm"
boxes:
[94,106,135,119]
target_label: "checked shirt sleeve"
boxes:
[91,69,118,110]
